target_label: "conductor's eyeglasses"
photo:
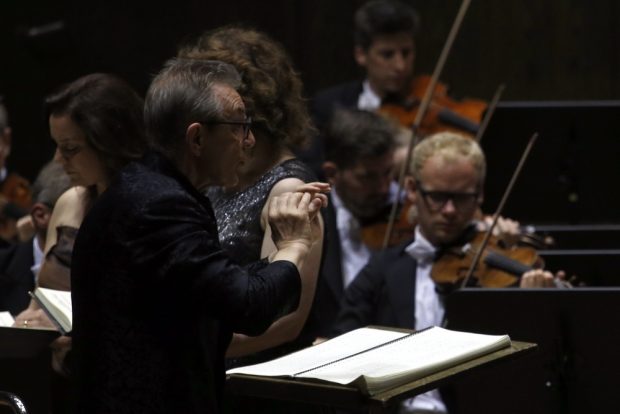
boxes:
[202,116,252,140]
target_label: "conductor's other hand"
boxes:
[292,182,329,218]
[269,188,327,254]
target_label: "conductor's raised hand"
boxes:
[291,182,330,220]
[269,191,316,255]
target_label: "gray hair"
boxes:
[144,58,242,160]
[32,161,72,208]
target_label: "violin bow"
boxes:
[460,132,539,288]
[474,83,506,142]
[383,0,473,249]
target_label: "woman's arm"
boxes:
[226,178,324,357]
[42,186,87,256]
[13,186,87,327]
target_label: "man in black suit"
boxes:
[0,161,70,315]
[333,132,556,413]
[68,59,326,414]
[305,108,399,340]
[299,0,418,174]
[313,0,418,123]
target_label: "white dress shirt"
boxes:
[331,188,371,288]
[400,227,448,414]
[332,182,402,288]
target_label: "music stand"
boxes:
[227,326,536,413]
[444,287,620,414]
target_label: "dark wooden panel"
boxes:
[1,0,619,180]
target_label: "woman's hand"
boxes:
[13,305,55,329]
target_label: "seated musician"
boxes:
[333,132,558,414]
[0,98,32,244]
[303,0,485,175]
[311,108,399,339]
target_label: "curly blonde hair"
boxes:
[178,26,315,150]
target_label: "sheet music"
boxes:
[299,327,510,385]
[227,327,408,376]
[0,311,15,327]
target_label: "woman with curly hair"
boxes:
[178,27,324,366]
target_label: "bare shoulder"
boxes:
[55,186,87,206]
[260,177,305,226]
[51,186,89,229]
[43,186,88,254]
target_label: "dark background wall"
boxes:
[1,0,619,181]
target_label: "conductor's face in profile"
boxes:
[186,84,256,190]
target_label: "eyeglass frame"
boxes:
[415,180,480,211]
[201,116,252,140]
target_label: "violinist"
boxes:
[333,132,557,414]
[312,0,418,122]
[309,108,400,340]
[303,0,485,177]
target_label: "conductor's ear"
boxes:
[185,123,203,156]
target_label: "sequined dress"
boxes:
[206,158,316,265]
[207,158,317,370]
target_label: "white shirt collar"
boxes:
[357,80,382,111]
[331,187,359,237]
[405,227,437,263]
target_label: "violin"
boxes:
[430,131,574,290]
[432,225,574,291]
[380,75,487,137]
[360,201,416,250]
[431,227,544,290]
